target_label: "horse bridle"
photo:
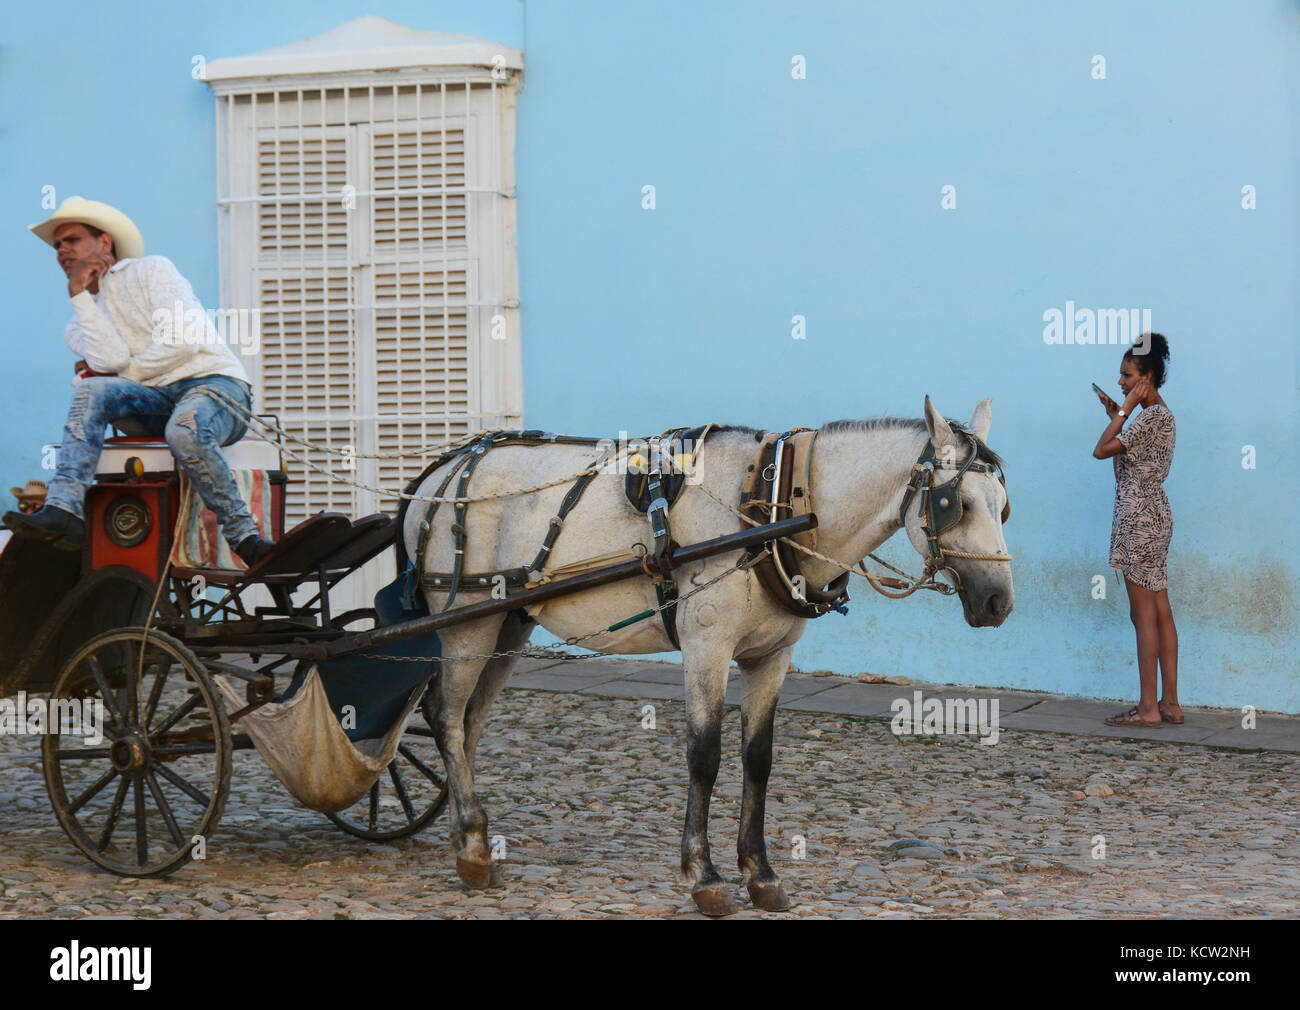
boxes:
[896,432,1012,591]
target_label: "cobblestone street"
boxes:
[2,660,1297,919]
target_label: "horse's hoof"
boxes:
[747,880,792,912]
[692,883,742,917]
[456,855,494,890]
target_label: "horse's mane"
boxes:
[715,417,1004,469]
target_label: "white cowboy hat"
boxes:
[29,196,144,261]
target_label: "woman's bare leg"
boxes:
[1154,588,1181,719]
[1124,579,1161,722]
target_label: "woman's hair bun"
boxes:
[1124,332,1170,387]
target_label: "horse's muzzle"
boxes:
[961,587,1014,628]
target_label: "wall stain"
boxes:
[1013,550,1298,640]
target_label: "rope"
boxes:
[136,477,192,678]
[937,548,1014,561]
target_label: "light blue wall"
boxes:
[3,2,1296,711]
[515,1,1299,713]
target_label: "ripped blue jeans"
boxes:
[44,375,258,547]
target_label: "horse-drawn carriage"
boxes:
[0,422,813,880]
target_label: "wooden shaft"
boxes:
[314,514,818,659]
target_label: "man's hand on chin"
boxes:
[67,254,113,297]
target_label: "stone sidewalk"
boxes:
[508,655,1300,752]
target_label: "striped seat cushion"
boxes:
[168,470,273,571]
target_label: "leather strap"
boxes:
[739,429,849,619]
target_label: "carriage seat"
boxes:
[95,432,283,478]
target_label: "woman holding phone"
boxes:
[1092,333,1180,727]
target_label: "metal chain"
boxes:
[207,387,484,461]
[365,553,764,663]
[206,386,697,507]
[206,387,643,506]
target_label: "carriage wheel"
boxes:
[41,628,232,877]
[323,609,449,841]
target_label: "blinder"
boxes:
[898,433,1010,563]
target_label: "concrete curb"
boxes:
[505,655,1300,753]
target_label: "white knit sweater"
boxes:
[65,256,250,387]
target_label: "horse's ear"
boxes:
[968,397,992,443]
[924,395,955,449]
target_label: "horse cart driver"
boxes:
[4,197,275,567]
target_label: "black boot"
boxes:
[2,506,84,551]
[234,535,276,568]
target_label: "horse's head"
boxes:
[898,396,1014,628]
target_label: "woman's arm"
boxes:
[1093,412,1128,459]
[1093,377,1150,459]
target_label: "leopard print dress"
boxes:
[1109,402,1176,591]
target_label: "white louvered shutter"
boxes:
[255,125,356,522]
[368,123,474,497]
[216,74,521,610]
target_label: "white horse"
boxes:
[402,396,1013,915]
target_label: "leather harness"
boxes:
[400,427,713,645]
[394,423,1009,645]
[402,430,608,610]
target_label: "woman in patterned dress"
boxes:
[1092,333,1180,728]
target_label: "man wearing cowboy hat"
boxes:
[0,479,47,557]
[3,197,275,565]
[11,479,48,514]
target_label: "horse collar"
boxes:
[739,429,851,619]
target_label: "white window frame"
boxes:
[208,61,521,607]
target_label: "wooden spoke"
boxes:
[367,782,379,832]
[133,778,148,866]
[152,761,212,808]
[68,768,119,814]
[149,692,203,741]
[398,744,445,788]
[145,772,185,849]
[86,656,125,727]
[54,747,112,761]
[97,775,130,852]
[389,762,417,821]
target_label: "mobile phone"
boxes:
[1091,382,1112,401]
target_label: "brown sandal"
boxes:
[1105,706,1163,728]
[1159,704,1184,725]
